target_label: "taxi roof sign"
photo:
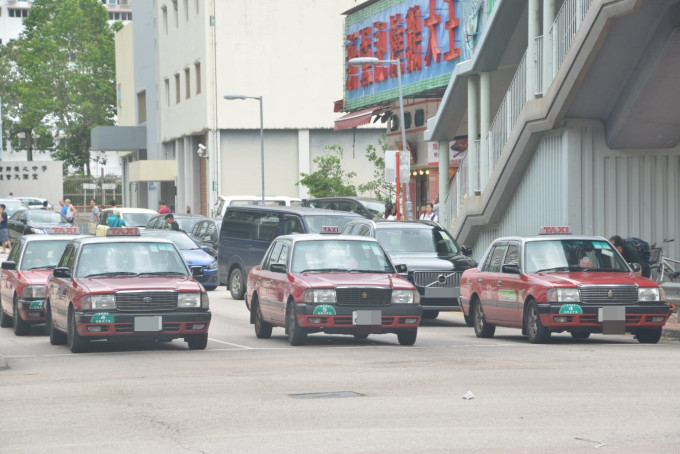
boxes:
[538,226,571,235]
[106,227,140,236]
[49,226,79,234]
[321,226,340,234]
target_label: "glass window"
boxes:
[524,239,629,273]
[20,240,70,270]
[263,241,284,271]
[8,242,21,262]
[284,216,304,234]
[504,244,520,268]
[483,245,507,273]
[76,242,187,278]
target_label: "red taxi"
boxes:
[246,234,422,346]
[45,228,211,353]
[459,229,670,343]
[0,231,80,335]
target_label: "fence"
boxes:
[64,176,122,209]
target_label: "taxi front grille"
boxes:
[412,271,461,288]
[115,291,178,311]
[335,287,391,306]
[579,285,638,305]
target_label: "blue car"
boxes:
[141,230,219,290]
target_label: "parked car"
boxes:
[141,230,219,291]
[303,197,385,220]
[341,219,476,319]
[190,218,222,257]
[246,234,421,345]
[218,205,362,300]
[7,209,74,241]
[146,213,206,232]
[95,207,157,236]
[0,198,28,217]
[213,195,302,219]
[11,196,52,210]
[0,234,81,335]
[459,231,671,343]
[46,229,211,353]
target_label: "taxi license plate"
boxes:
[353,310,381,326]
[134,316,162,332]
[424,287,457,298]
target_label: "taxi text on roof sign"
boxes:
[106,227,141,236]
[538,226,571,235]
[321,226,340,234]
[49,226,79,234]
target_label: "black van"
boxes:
[218,205,361,299]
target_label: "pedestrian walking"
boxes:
[65,199,77,224]
[0,204,11,253]
[159,201,171,214]
[165,213,180,231]
[89,200,100,234]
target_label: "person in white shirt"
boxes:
[384,202,397,220]
[419,202,438,222]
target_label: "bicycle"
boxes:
[649,239,680,283]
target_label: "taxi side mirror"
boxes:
[53,267,71,279]
[1,261,16,271]
[629,262,642,273]
[270,263,287,274]
[395,264,408,273]
[502,264,521,274]
[461,246,473,256]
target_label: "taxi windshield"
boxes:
[20,240,70,270]
[524,239,629,273]
[291,240,393,273]
[76,242,189,278]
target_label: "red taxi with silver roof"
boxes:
[45,227,211,353]
[459,227,670,343]
[0,228,81,335]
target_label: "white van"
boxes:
[212,195,302,218]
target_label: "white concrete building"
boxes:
[92,0,383,215]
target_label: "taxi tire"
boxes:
[422,310,440,320]
[463,312,474,327]
[47,303,66,345]
[0,306,12,328]
[525,300,551,344]
[12,296,30,336]
[187,333,208,350]
[253,298,272,339]
[636,327,662,344]
[472,300,495,338]
[287,302,307,346]
[397,328,417,346]
[67,309,89,353]
[229,268,245,300]
[570,330,591,339]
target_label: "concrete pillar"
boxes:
[527,0,540,100]
[438,140,449,227]
[467,75,479,196]
[479,71,491,190]
[298,129,310,199]
[542,0,556,93]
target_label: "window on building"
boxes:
[162,6,168,34]
[175,73,180,104]
[415,109,425,127]
[194,61,201,94]
[172,0,178,28]
[164,78,170,106]
[137,91,146,124]
[9,9,29,18]
[389,114,399,132]
[185,67,190,99]
[403,112,412,130]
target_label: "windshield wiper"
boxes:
[299,268,348,273]
[85,272,139,278]
[28,265,55,270]
[138,271,187,276]
[535,266,570,273]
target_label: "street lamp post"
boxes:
[224,94,265,202]
[348,57,412,220]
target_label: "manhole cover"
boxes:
[289,391,364,400]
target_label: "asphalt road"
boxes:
[1,286,679,453]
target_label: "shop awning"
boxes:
[334,104,391,131]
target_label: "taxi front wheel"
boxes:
[47,303,66,345]
[187,333,208,350]
[13,296,30,336]
[636,327,662,344]
[68,309,89,353]
[525,300,551,344]
[397,328,417,346]
[287,302,307,346]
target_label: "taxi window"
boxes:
[263,241,284,271]
[503,244,520,268]
[284,215,304,234]
[59,245,76,270]
[483,245,507,273]
[357,225,371,236]
[8,242,21,262]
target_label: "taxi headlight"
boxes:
[208,261,218,270]
[638,287,661,302]
[546,288,580,303]
[392,289,418,304]
[178,292,202,308]
[22,285,46,299]
[303,289,336,303]
[82,294,116,310]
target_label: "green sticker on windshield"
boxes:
[313,305,336,316]
[29,300,43,309]
[91,312,115,323]
[559,304,583,314]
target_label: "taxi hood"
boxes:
[296,272,414,289]
[535,271,658,287]
[77,276,203,293]
[388,253,476,271]
[17,269,53,286]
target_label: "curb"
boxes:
[0,354,8,371]
[662,327,680,341]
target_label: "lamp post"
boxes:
[224,94,265,202]
[348,57,412,220]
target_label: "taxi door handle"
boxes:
[477,279,482,285]
[497,281,503,286]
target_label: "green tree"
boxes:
[358,134,395,202]
[1,0,118,173]
[298,145,357,197]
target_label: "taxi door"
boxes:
[257,240,289,325]
[477,244,507,324]
[0,242,21,315]
[49,244,76,331]
[496,242,524,327]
